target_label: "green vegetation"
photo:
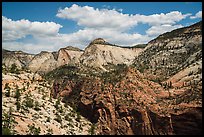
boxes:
[101,64,128,85]
[5,89,11,97]
[88,124,96,135]
[54,97,61,109]
[65,114,72,122]
[54,112,62,124]
[16,101,21,111]
[46,117,50,122]
[2,63,7,74]
[58,106,63,113]
[23,93,34,108]
[76,111,81,122]
[34,101,41,111]
[4,83,11,97]
[45,65,79,81]
[14,87,21,101]
[4,83,11,90]
[131,44,147,48]
[2,108,17,135]
[10,63,20,74]
[162,81,173,89]
[137,64,149,73]
[27,123,41,135]
[46,128,53,135]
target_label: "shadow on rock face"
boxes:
[171,107,202,135]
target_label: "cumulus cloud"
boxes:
[2,4,193,54]
[134,11,191,26]
[57,4,191,30]
[57,28,152,48]
[190,11,202,19]
[2,16,62,41]
[146,24,183,36]
[56,4,137,32]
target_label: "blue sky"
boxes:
[2,2,202,54]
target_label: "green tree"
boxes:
[76,111,81,122]
[2,107,17,135]
[34,101,41,111]
[4,83,11,97]
[27,123,41,135]
[46,128,53,135]
[14,88,21,101]
[88,124,96,135]
[54,98,60,109]
[4,83,10,90]
[54,113,62,124]
[23,93,34,108]
[5,89,11,97]
[16,100,21,111]
[10,63,19,74]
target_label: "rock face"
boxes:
[27,47,83,73]
[2,21,202,135]
[80,38,143,70]
[52,66,202,135]
[133,21,202,82]
[27,51,57,73]
[2,46,84,74]
[2,49,35,69]
[49,21,202,135]
[2,71,92,135]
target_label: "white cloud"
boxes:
[2,16,62,41]
[57,5,191,30]
[134,11,191,26]
[2,4,193,54]
[58,28,152,48]
[190,11,202,19]
[56,4,138,32]
[146,24,183,36]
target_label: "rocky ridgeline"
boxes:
[80,38,143,71]
[2,46,84,74]
[2,38,144,73]
[50,65,202,135]
[46,21,202,135]
[2,21,202,135]
[2,70,93,135]
[133,21,202,82]
[2,49,35,69]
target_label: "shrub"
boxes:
[34,101,41,111]
[42,94,46,100]
[4,83,10,91]
[14,88,21,101]
[2,108,17,135]
[2,127,12,135]
[27,123,41,135]
[16,100,21,111]
[4,83,11,97]
[49,95,52,102]
[76,112,81,122]
[88,124,96,135]
[54,113,62,124]
[10,63,20,74]
[65,114,70,121]
[59,106,63,113]
[46,117,50,122]
[46,128,53,135]
[54,98,60,109]
[23,93,34,108]
[5,90,11,97]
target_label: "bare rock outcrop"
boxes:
[27,47,83,74]
[80,38,143,70]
